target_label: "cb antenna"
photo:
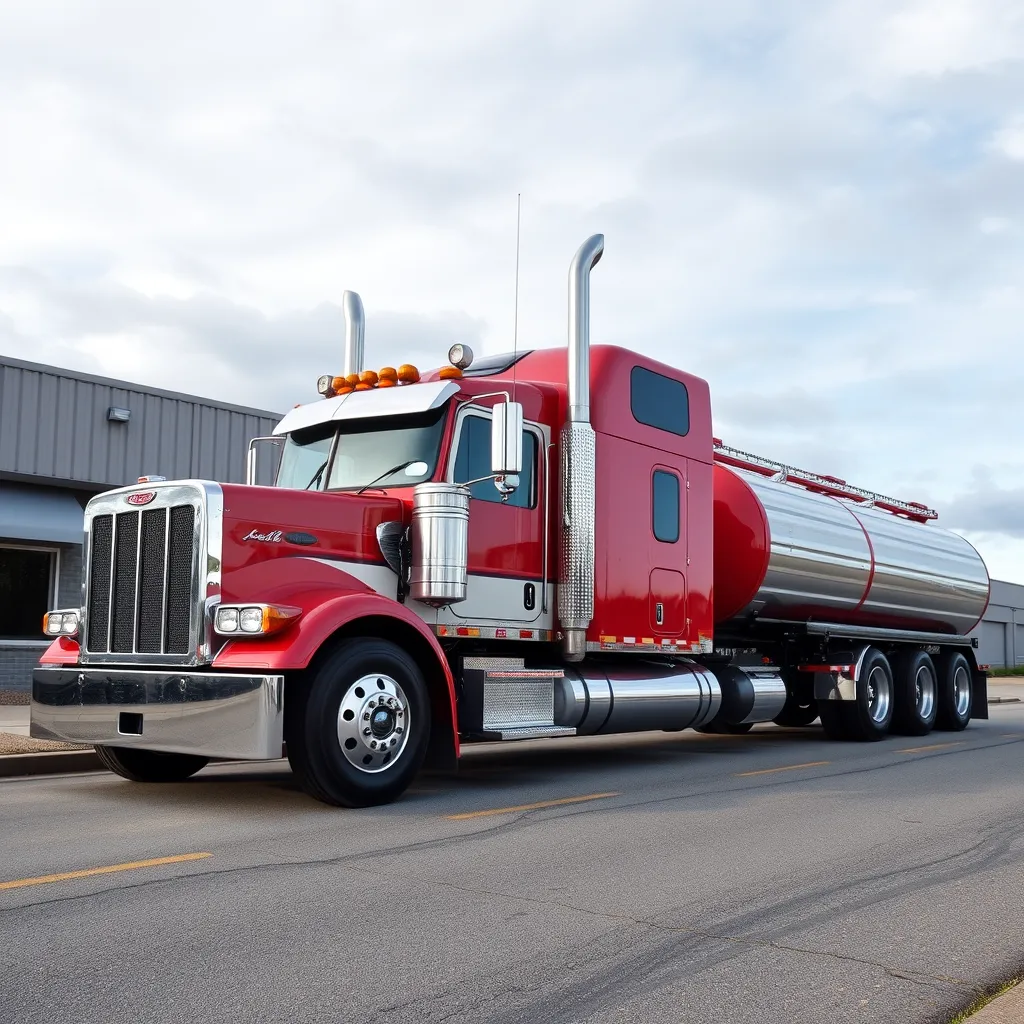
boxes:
[512,193,521,400]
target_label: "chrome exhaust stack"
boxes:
[342,290,365,377]
[559,234,604,662]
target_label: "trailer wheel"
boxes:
[290,637,430,807]
[934,651,972,731]
[818,648,893,742]
[94,746,209,783]
[890,650,938,736]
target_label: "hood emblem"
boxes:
[126,492,156,506]
[243,529,284,543]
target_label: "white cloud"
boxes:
[2,0,1024,581]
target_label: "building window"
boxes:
[453,413,538,509]
[652,471,680,543]
[0,546,56,641]
[630,365,690,437]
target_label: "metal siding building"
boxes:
[0,355,281,693]
[970,579,1024,670]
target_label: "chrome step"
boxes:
[490,725,577,741]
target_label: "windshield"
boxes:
[275,407,448,492]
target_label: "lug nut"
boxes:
[363,712,370,721]
[370,740,377,749]
[363,728,371,736]
[396,727,404,735]
[390,738,397,747]
[397,709,403,718]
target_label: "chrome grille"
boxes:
[85,502,198,658]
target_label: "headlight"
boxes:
[43,610,80,637]
[214,604,301,637]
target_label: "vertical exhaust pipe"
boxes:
[342,290,365,377]
[559,233,604,662]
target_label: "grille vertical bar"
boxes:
[166,506,196,654]
[137,508,168,653]
[87,515,114,653]
[111,511,140,653]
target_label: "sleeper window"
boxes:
[652,470,680,543]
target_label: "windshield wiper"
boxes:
[304,460,329,491]
[356,460,417,495]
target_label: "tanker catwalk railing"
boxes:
[712,441,937,522]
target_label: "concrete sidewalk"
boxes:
[0,705,30,736]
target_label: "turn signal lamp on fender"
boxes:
[214,604,301,637]
[43,610,79,637]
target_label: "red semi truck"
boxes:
[32,234,991,807]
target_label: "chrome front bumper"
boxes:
[31,668,285,760]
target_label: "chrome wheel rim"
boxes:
[336,673,410,774]
[867,666,891,724]
[953,666,971,718]
[915,665,936,721]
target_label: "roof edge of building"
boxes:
[0,354,283,420]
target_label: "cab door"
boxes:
[437,404,550,629]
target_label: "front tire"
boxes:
[95,746,209,782]
[289,638,430,807]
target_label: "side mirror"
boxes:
[491,401,523,495]
[246,436,283,485]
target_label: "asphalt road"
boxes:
[1,697,1023,1024]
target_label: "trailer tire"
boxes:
[934,651,972,732]
[890,650,938,736]
[291,637,430,807]
[818,648,893,742]
[94,746,209,783]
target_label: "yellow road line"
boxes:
[735,760,830,778]
[445,792,619,821]
[0,853,212,892]
[897,741,965,755]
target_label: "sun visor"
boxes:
[272,380,460,436]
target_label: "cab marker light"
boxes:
[43,610,80,637]
[214,604,302,636]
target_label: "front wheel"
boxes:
[95,746,209,782]
[288,638,431,807]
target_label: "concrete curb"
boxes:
[967,980,1022,1021]
[0,750,102,778]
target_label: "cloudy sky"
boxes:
[2,0,1024,580]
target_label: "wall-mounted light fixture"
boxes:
[107,407,131,423]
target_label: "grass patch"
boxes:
[948,978,1020,1022]
[987,667,1024,678]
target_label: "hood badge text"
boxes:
[243,529,284,543]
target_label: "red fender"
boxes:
[213,590,459,758]
[39,636,81,665]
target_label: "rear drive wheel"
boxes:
[818,648,893,742]
[95,746,209,783]
[695,721,754,734]
[934,651,973,731]
[890,650,938,736]
[774,671,819,727]
[817,702,848,740]
[289,638,430,807]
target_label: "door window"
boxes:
[453,413,537,509]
